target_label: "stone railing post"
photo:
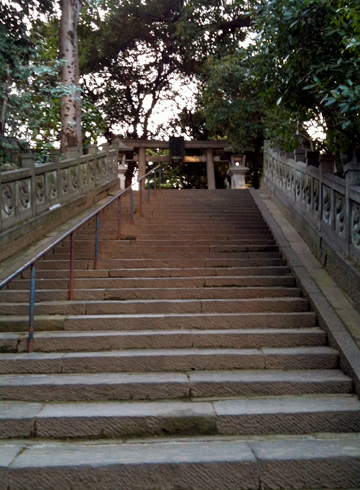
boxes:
[50,149,61,204]
[306,151,319,167]
[294,148,306,163]
[21,153,36,217]
[344,149,360,255]
[319,154,335,232]
[69,147,80,198]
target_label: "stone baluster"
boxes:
[344,149,360,254]
[21,153,36,217]
[319,154,335,232]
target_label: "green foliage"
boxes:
[248,0,360,155]
[0,1,107,164]
[201,54,264,187]
[77,0,250,139]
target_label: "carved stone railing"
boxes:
[262,141,360,266]
[0,143,119,233]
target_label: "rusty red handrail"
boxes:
[0,164,161,352]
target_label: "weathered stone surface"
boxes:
[250,437,360,488]
[214,395,360,435]
[36,401,216,438]
[0,402,42,438]
[0,444,24,490]
[8,440,259,490]
[0,372,190,401]
[189,369,353,398]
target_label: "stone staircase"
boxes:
[0,189,359,489]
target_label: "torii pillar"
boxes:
[138,147,146,190]
[206,148,216,189]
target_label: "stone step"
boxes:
[0,291,303,316]
[59,239,276,248]
[0,287,301,304]
[0,369,352,402]
[75,232,274,240]
[35,257,288,270]
[48,251,283,260]
[0,309,315,333]
[19,266,291,280]
[8,275,294,291]
[0,346,339,374]
[1,395,360,440]
[1,435,360,489]
[14,328,326,352]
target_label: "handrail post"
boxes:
[147,177,150,201]
[69,232,75,301]
[117,196,121,240]
[94,214,99,269]
[130,187,134,224]
[28,263,36,353]
[139,181,143,214]
[154,170,157,197]
[159,167,162,190]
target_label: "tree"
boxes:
[77,0,251,140]
[59,0,83,155]
[201,54,265,187]
[248,0,360,157]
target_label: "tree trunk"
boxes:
[0,66,10,140]
[60,0,83,157]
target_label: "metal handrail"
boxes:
[0,164,162,352]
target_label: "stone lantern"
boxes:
[222,147,249,189]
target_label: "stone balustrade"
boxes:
[262,141,360,267]
[0,144,119,233]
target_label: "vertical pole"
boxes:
[154,170,157,198]
[28,263,36,353]
[130,187,134,224]
[139,181,143,214]
[94,213,99,269]
[148,177,150,201]
[69,232,75,301]
[117,196,121,240]
[159,167,162,190]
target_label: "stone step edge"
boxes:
[1,395,359,440]
[0,308,313,323]
[1,436,360,490]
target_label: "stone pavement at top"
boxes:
[0,189,359,489]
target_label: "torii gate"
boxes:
[114,139,248,190]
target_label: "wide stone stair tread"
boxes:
[2,435,360,490]
[1,395,360,439]
[0,287,304,304]
[0,346,339,374]
[7,275,295,290]
[8,327,326,352]
[18,265,292,279]
[0,311,317,333]
[0,292,305,315]
[0,370,353,401]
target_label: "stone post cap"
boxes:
[306,150,320,167]
[21,153,36,169]
[344,162,360,173]
[319,154,335,174]
[351,148,360,163]
[49,149,61,163]
[285,152,294,160]
[69,147,80,159]
[88,144,98,155]
[101,142,110,152]
[294,148,306,162]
